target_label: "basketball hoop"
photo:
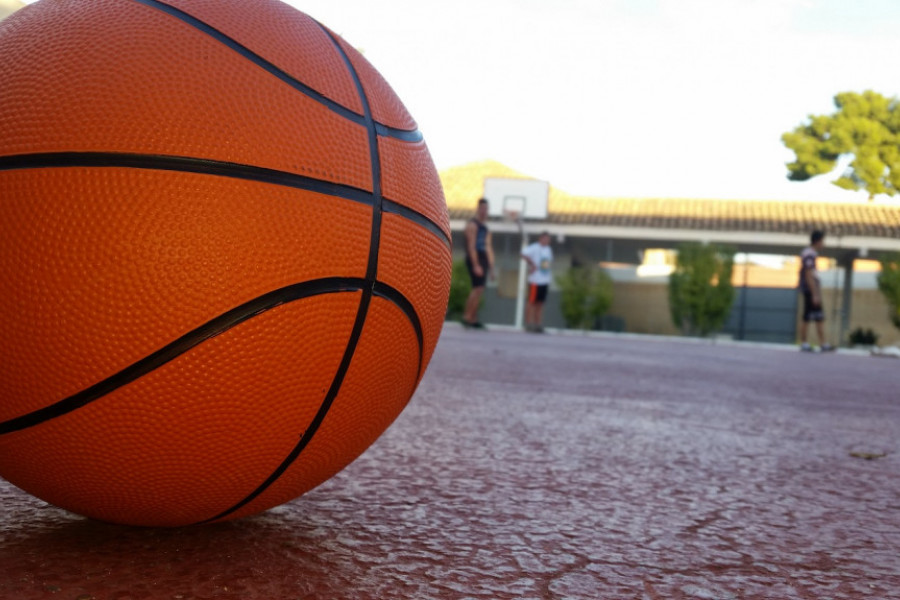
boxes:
[503,209,524,237]
[482,179,549,333]
[483,178,549,221]
[498,193,526,236]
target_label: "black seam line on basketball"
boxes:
[193,282,423,525]
[374,123,423,142]
[0,151,372,204]
[321,24,383,282]
[0,278,367,437]
[127,0,423,143]
[373,281,424,378]
[193,26,392,525]
[382,200,451,248]
[195,293,373,525]
[0,152,450,247]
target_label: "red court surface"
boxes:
[1,326,898,599]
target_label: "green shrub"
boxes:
[877,252,900,330]
[849,327,879,346]
[556,266,614,330]
[447,259,471,320]
[668,242,736,337]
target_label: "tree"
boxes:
[556,266,613,330]
[877,252,900,330]
[782,90,900,201]
[669,242,736,337]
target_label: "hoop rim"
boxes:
[502,209,521,222]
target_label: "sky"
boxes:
[285,0,900,203]
[13,0,900,203]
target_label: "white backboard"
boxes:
[483,177,549,220]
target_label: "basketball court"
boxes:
[1,326,898,599]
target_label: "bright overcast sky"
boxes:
[12,0,900,202]
[287,0,900,203]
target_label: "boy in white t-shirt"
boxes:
[521,231,553,333]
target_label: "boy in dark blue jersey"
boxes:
[799,230,833,352]
[462,198,494,329]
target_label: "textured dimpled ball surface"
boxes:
[0,0,450,527]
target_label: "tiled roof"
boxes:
[441,160,900,239]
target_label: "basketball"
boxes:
[0,0,450,527]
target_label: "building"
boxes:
[443,160,900,346]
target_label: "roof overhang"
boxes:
[450,219,900,260]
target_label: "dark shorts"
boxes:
[466,251,490,288]
[802,290,824,322]
[528,283,548,304]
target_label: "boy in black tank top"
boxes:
[463,198,494,328]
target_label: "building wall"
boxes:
[467,278,899,346]
[848,289,900,346]
[605,283,679,336]
[602,283,899,346]
[451,231,900,346]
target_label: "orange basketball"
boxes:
[0,0,449,526]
